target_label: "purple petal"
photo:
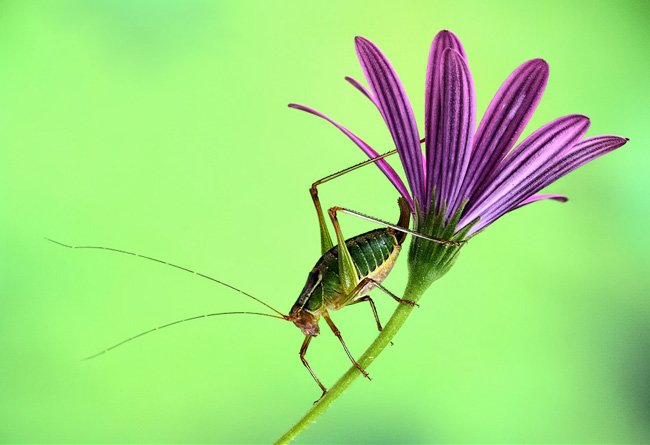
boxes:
[355,36,425,208]
[515,194,568,208]
[461,114,590,230]
[288,103,413,208]
[344,76,378,108]
[463,133,627,235]
[347,75,426,145]
[428,48,475,221]
[460,59,549,205]
[425,30,467,210]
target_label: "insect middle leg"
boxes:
[355,296,383,332]
[353,296,397,346]
[339,276,418,310]
[322,312,370,380]
[333,276,416,357]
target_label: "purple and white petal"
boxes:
[460,59,549,206]
[288,103,412,207]
[355,36,425,208]
[425,30,467,210]
[460,114,590,229]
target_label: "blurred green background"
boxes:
[1,0,648,443]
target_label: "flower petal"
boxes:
[344,76,378,108]
[428,48,475,221]
[465,133,627,235]
[460,59,549,204]
[460,114,590,231]
[515,194,568,208]
[288,103,412,207]
[355,36,425,207]
[425,30,467,210]
[475,135,627,231]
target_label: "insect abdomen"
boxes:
[346,229,396,277]
[296,229,399,312]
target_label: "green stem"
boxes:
[274,280,428,444]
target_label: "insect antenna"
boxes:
[45,238,287,317]
[84,311,288,360]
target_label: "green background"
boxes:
[1,1,648,443]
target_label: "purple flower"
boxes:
[290,30,627,290]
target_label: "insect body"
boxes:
[288,197,413,397]
[49,150,459,400]
[291,223,408,327]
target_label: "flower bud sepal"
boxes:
[405,197,476,297]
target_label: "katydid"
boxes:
[48,149,462,400]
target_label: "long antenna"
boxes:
[46,238,286,316]
[84,311,287,360]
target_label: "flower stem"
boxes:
[274,280,427,444]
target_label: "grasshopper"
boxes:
[49,149,460,400]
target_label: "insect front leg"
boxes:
[299,335,328,402]
[322,312,370,380]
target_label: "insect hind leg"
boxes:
[309,149,399,255]
[328,205,465,247]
